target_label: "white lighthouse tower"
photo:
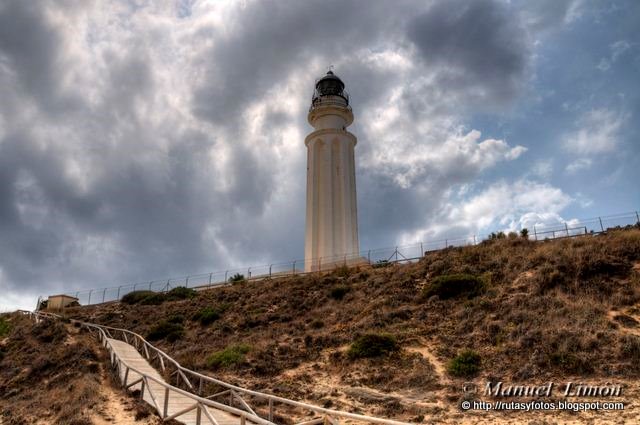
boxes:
[304,71,360,271]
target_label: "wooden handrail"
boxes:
[19,310,413,425]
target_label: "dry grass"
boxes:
[0,314,104,424]
[54,228,640,421]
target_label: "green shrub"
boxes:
[0,317,10,337]
[122,286,195,305]
[520,228,529,238]
[207,344,251,369]
[329,285,350,300]
[167,314,185,324]
[373,260,391,269]
[447,350,481,377]
[548,351,593,374]
[229,273,245,283]
[121,290,156,305]
[146,320,184,342]
[166,286,196,300]
[423,274,485,299]
[347,333,398,359]
[140,293,167,305]
[192,307,221,326]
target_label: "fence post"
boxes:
[636,211,639,224]
[224,270,228,282]
[209,273,212,286]
[473,235,476,245]
[533,225,537,241]
[367,250,371,262]
[599,216,604,232]
[420,243,423,255]
[163,387,169,418]
[445,239,448,248]
[88,290,92,305]
[565,222,569,236]
[102,288,106,303]
[248,267,251,279]
[395,247,398,262]
[148,281,152,290]
[292,261,296,275]
[117,286,121,300]
[269,265,272,278]
[186,276,189,288]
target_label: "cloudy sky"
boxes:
[1,0,639,310]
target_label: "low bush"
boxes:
[0,317,10,337]
[121,286,195,305]
[140,293,167,305]
[167,314,185,324]
[121,290,156,305]
[620,335,640,365]
[146,320,184,342]
[373,260,391,269]
[229,273,245,283]
[192,307,221,326]
[347,333,398,359]
[166,286,197,301]
[207,344,251,369]
[548,351,593,374]
[423,274,485,299]
[329,285,350,300]
[447,349,481,377]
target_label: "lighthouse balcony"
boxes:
[309,93,351,113]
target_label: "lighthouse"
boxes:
[304,71,360,272]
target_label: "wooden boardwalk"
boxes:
[108,338,242,425]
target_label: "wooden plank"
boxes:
[107,338,242,425]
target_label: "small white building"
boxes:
[47,294,79,310]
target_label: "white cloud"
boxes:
[399,179,572,244]
[597,39,632,72]
[565,157,592,174]
[564,108,624,155]
[530,160,553,179]
[611,40,631,61]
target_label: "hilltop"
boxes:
[3,228,640,424]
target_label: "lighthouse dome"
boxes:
[312,70,349,107]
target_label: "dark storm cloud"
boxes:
[0,1,80,115]
[192,0,411,125]
[407,0,529,104]
[0,0,583,309]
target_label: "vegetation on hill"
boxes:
[53,228,640,422]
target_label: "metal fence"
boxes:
[41,210,640,307]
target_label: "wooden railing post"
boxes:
[163,388,169,418]
[269,398,274,421]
